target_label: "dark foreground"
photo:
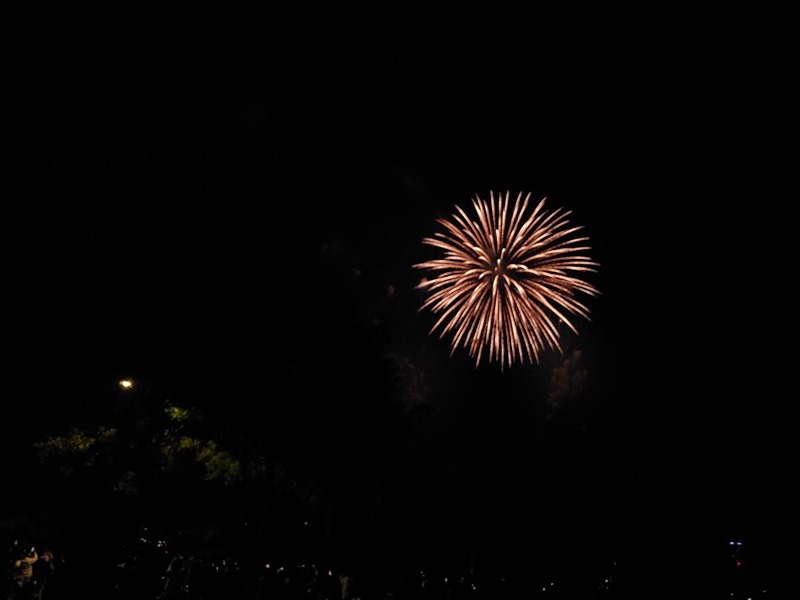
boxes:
[3,531,776,600]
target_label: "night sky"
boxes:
[4,5,789,596]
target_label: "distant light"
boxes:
[119,379,134,390]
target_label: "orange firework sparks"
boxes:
[414,191,600,370]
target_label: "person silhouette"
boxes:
[30,548,55,600]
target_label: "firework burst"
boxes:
[414,191,599,370]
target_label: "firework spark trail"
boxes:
[414,191,600,370]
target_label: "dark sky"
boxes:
[4,4,789,589]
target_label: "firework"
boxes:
[414,191,599,370]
